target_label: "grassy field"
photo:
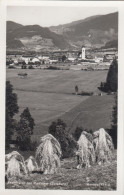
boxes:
[7,69,108,94]
[6,151,117,190]
[58,94,115,133]
[6,69,117,190]
[6,69,110,141]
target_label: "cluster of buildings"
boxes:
[6,45,118,70]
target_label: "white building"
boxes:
[94,56,103,63]
[32,57,40,63]
[68,57,76,62]
[82,46,85,60]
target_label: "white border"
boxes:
[0,1,124,195]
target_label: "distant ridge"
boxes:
[7,21,70,51]
[7,12,118,51]
[50,12,118,48]
[7,21,23,32]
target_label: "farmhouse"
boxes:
[94,56,103,63]
[103,54,116,62]
[32,57,40,63]
[8,64,16,69]
[21,55,34,64]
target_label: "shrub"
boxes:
[73,127,93,142]
[28,65,34,69]
[46,66,60,70]
[79,91,94,96]
[73,127,84,141]
[29,141,38,151]
[49,119,78,158]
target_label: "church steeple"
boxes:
[82,45,85,60]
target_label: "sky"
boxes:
[7,6,118,27]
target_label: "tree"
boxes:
[20,107,35,134]
[49,119,77,158]
[109,94,117,149]
[106,58,118,92]
[16,118,32,151]
[61,55,66,62]
[6,81,19,149]
[16,108,35,150]
[6,81,19,118]
[99,58,118,92]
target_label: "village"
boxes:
[6,46,118,71]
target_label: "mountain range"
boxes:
[7,12,118,51]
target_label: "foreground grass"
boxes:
[6,151,117,190]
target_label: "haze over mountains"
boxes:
[7,12,118,51]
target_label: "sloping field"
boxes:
[57,94,115,133]
[6,69,109,140]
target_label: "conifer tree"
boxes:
[6,81,19,149]
[106,58,118,92]
[20,107,35,134]
[110,94,117,149]
[17,107,35,150]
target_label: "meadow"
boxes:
[6,68,117,190]
[6,69,114,141]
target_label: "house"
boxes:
[21,55,34,64]
[49,59,58,64]
[103,54,116,62]
[94,56,103,63]
[68,57,76,62]
[8,64,16,69]
[31,57,40,63]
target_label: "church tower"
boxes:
[82,46,85,60]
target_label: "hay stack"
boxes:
[5,151,23,162]
[76,131,95,169]
[5,151,27,178]
[93,128,114,165]
[25,156,38,173]
[35,134,62,174]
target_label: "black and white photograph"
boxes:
[0,0,123,192]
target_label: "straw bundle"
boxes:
[76,132,95,168]
[93,128,114,165]
[35,134,62,174]
[5,151,27,177]
[25,156,38,173]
